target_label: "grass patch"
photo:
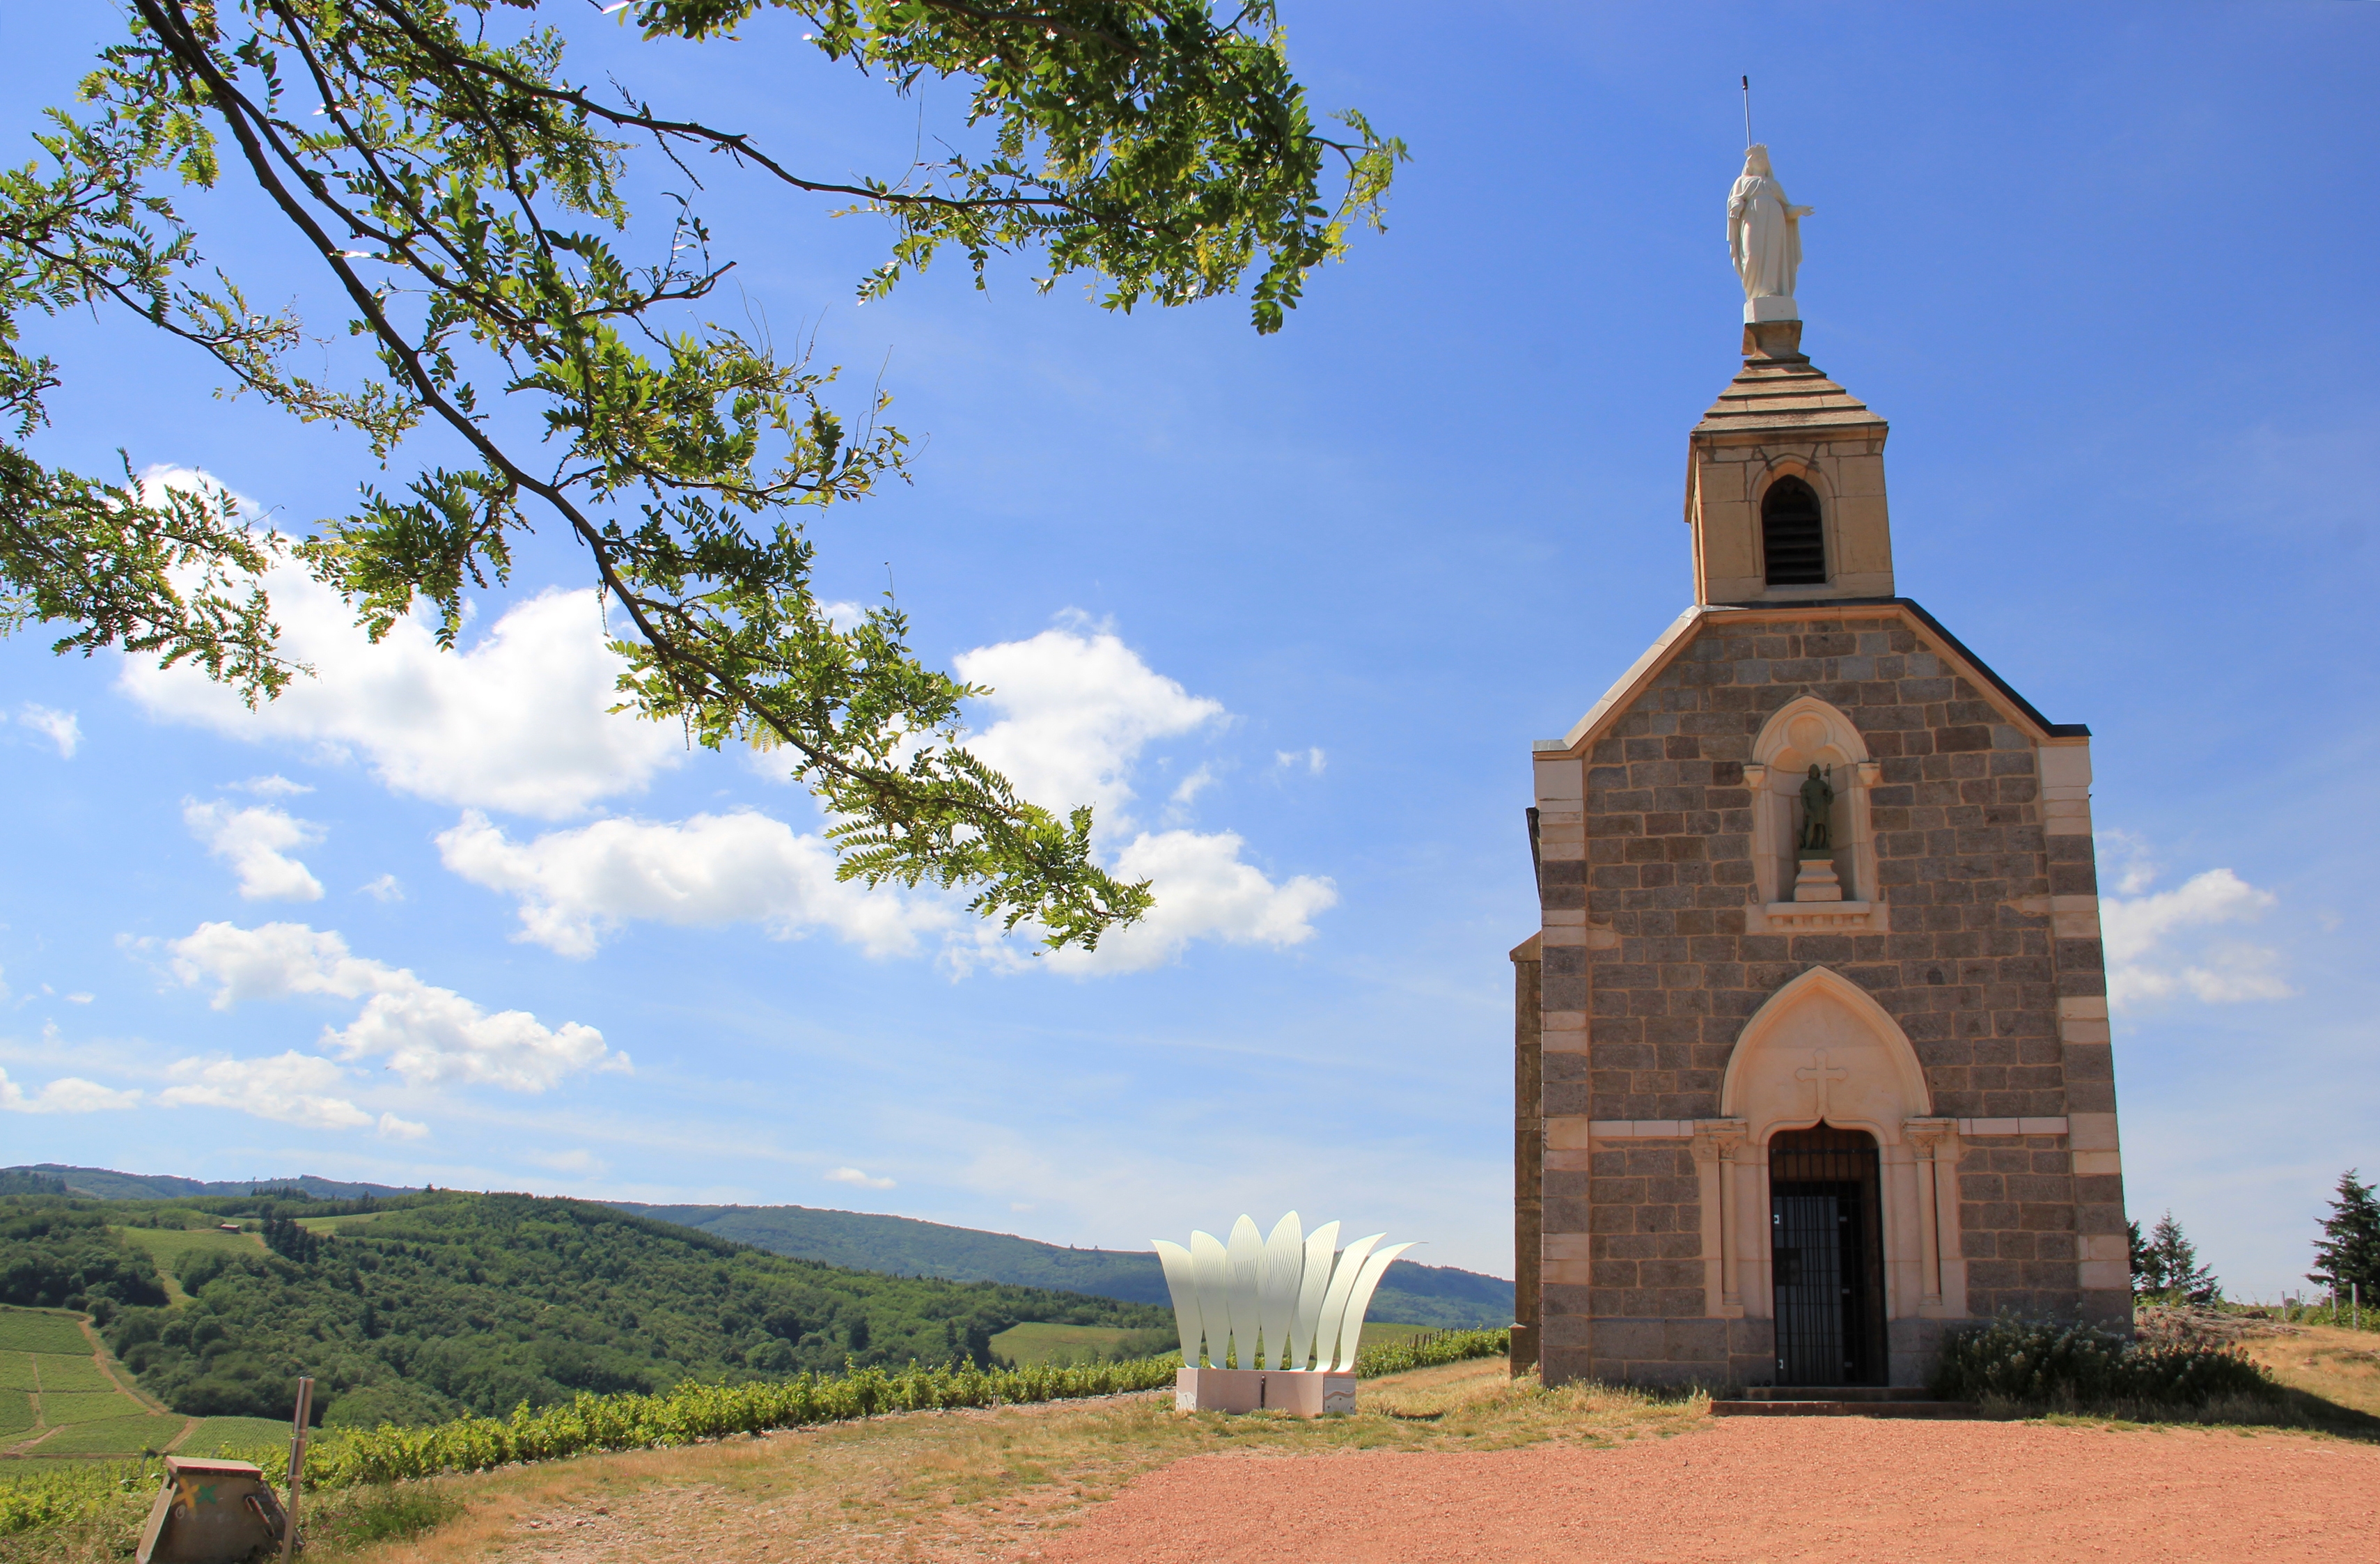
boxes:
[987,1322,1141,1366]
[293,1212,390,1236]
[111,1229,260,1308]
[0,1396,31,1439]
[0,1363,35,1397]
[306,1483,464,1553]
[29,1396,143,1430]
[175,1418,292,1458]
[1357,1322,1438,1352]
[0,1315,86,1358]
[25,1361,107,1398]
[19,1417,178,1457]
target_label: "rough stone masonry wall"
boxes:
[1535,609,2124,1386]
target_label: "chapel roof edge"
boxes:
[1530,597,2090,760]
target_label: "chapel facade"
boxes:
[1508,297,2132,1390]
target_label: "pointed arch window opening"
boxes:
[1762,475,1827,587]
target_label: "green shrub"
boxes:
[205,1355,1182,1490]
[1931,1314,2278,1407]
[1352,1327,1509,1378]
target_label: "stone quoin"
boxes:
[1508,149,2128,1391]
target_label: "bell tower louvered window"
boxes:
[1762,476,1826,586]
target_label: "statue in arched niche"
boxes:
[1797,763,1835,854]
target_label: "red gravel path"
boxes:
[1022,1418,2380,1563]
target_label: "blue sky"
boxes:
[2,3,2373,1298]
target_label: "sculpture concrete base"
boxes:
[1744,293,1800,322]
[1175,1367,1356,1417]
[1792,857,1843,902]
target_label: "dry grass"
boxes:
[2240,1322,2380,1422]
[290,1359,1702,1564]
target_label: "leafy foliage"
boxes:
[1930,1314,2276,1407]
[258,1212,322,1266]
[1,1,1401,949]
[2308,1168,2380,1298]
[2129,1211,2219,1303]
[63,1191,1166,1423]
[0,1172,67,1198]
[1348,1327,1508,1378]
[0,1205,168,1315]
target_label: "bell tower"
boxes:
[1686,320,1895,605]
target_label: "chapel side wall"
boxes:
[1535,608,2127,1388]
[1511,935,1544,1377]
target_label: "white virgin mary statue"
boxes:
[1728,144,1814,322]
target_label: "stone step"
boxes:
[1742,1385,1934,1402]
[1711,1398,1982,1420]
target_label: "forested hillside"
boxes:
[0,1193,1166,1428]
[619,1203,1516,1330]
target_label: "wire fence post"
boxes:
[282,1375,313,1564]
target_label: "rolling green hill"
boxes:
[616,1203,1516,1331]
[0,1193,1167,1429]
[6,1166,1515,1331]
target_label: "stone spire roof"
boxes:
[1691,320,1884,441]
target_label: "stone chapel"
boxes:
[1508,155,2131,1389]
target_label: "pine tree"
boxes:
[2308,1169,2380,1299]
[2135,1211,2219,1303]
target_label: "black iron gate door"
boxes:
[1769,1125,1886,1386]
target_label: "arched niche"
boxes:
[1743,695,1880,910]
[1721,965,1931,1143]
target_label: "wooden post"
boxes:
[1510,933,1543,1378]
[281,1376,312,1564]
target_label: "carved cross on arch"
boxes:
[1794,1048,1850,1120]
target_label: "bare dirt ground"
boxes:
[327,1329,2380,1564]
[1024,1418,2380,1564]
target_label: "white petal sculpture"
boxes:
[1290,1219,1340,1372]
[1190,1229,1229,1367]
[1152,1240,1203,1370]
[1327,1242,1413,1371]
[1309,1231,1380,1374]
[1224,1216,1264,1369]
[1154,1213,1411,1414]
[1258,1213,1303,1369]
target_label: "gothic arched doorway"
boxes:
[1769,1123,1888,1386]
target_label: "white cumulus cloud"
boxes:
[436,809,945,959]
[2099,859,2291,1011]
[119,542,682,818]
[377,1111,430,1141]
[435,620,1334,971]
[955,621,1226,829]
[158,1051,373,1130]
[19,704,80,758]
[235,774,313,797]
[825,1166,895,1189]
[167,921,622,1090]
[185,799,325,901]
[0,1067,140,1113]
[1035,828,1338,974]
